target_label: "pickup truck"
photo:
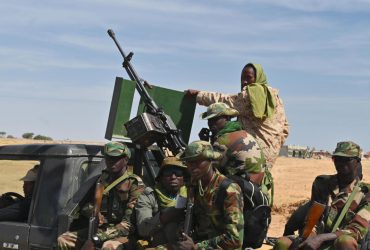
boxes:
[0,143,160,250]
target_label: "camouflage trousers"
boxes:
[57,226,130,250]
[273,234,358,250]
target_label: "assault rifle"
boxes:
[107,29,186,155]
[83,180,105,249]
[290,201,326,250]
[183,186,195,236]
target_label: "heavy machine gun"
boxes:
[107,29,186,155]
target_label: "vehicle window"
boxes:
[79,160,103,183]
[0,160,40,222]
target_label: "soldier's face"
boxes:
[333,156,359,181]
[160,167,185,194]
[186,159,211,181]
[208,116,228,134]
[23,181,35,197]
[241,66,256,88]
[105,156,128,174]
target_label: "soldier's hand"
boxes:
[176,233,196,250]
[185,89,199,96]
[160,207,185,225]
[98,212,106,226]
[298,235,323,250]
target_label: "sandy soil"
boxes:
[1,138,369,245]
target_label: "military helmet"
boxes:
[200,102,239,120]
[332,141,360,158]
[156,156,187,180]
[104,141,131,158]
[178,140,222,162]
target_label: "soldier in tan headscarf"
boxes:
[186,63,289,168]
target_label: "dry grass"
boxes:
[1,138,370,242]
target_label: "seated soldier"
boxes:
[274,141,370,250]
[58,141,145,250]
[174,140,244,250]
[135,157,187,248]
[0,164,39,222]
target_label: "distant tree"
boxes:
[0,132,6,138]
[6,135,15,138]
[33,135,53,141]
[22,132,34,139]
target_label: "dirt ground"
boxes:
[1,138,369,244]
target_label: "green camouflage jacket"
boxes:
[193,171,244,250]
[213,124,265,184]
[97,169,145,241]
[311,175,370,241]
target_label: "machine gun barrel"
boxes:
[107,29,158,113]
[107,29,186,154]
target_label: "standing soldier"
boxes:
[174,140,244,250]
[274,141,370,250]
[186,62,289,168]
[200,102,266,186]
[58,141,145,250]
[135,157,188,248]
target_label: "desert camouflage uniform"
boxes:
[196,85,288,167]
[193,170,244,250]
[58,141,145,250]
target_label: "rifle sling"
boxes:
[331,182,361,232]
[103,171,131,195]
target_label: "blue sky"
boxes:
[1,0,370,153]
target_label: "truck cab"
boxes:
[0,143,160,249]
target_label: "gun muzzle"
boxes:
[107,29,115,38]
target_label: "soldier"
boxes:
[274,141,370,250]
[58,141,145,250]
[200,102,266,186]
[186,62,289,168]
[173,140,244,250]
[0,164,39,221]
[135,157,187,248]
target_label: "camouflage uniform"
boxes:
[201,102,266,185]
[58,142,145,250]
[135,157,187,248]
[179,141,244,250]
[274,141,370,250]
[196,64,289,167]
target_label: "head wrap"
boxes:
[243,63,276,119]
